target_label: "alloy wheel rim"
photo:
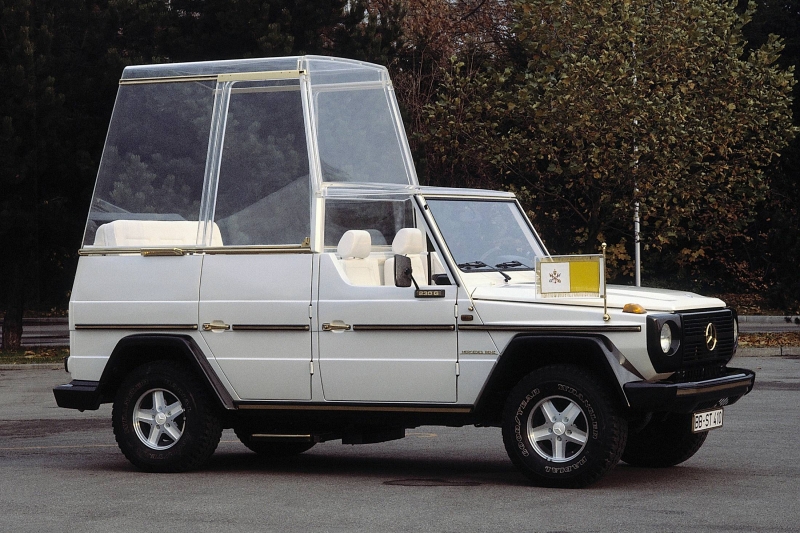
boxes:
[527,395,589,462]
[132,388,186,450]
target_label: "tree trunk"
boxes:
[2,261,25,352]
[2,312,23,352]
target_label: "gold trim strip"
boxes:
[217,69,304,82]
[352,324,455,332]
[142,248,185,257]
[202,245,312,255]
[75,324,198,331]
[232,325,310,332]
[118,70,304,86]
[79,245,312,256]
[457,324,641,333]
[237,404,472,413]
[120,75,219,85]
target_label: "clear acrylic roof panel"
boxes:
[303,56,388,85]
[121,55,388,83]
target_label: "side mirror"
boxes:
[394,255,413,287]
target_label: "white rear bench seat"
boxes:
[92,220,223,247]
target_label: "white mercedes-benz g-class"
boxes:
[54,56,754,488]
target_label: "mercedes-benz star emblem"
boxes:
[705,322,718,351]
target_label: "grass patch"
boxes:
[0,347,69,365]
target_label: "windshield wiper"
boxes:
[457,261,512,282]
[494,260,530,270]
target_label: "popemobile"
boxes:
[54,56,754,488]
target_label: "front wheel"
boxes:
[502,365,628,488]
[112,361,222,472]
[622,413,708,467]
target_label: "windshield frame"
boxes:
[419,195,549,284]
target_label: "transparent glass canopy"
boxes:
[84,56,417,248]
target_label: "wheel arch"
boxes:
[98,334,235,410]
[473,335,629,425]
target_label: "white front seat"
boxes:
[384,228,427,286]
[337,230,382,286]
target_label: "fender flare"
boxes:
[472,334,634,423]
[97,334,236,410]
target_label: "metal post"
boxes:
[632,39,642,287]
[634,199,641,287]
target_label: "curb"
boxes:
[739,315,800,324]
[736,346,800,357]
[0,364,64,370]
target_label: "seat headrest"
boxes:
[392,228,424,255]
[337,230,372,259]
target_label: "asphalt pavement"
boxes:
[1,355,799,532]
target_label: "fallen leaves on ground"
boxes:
[739,332,800,347]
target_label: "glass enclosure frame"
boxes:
[418,193,550,287]
[81,56,419,253]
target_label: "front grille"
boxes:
[680,310,735,367]
[668,365,726,383]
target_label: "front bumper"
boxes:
[623,367,755,412]
[53,380,102,411]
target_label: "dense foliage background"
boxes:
[1,0,798,349]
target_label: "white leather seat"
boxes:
[337,230,382,286]
[92,220,223,247]
[384,228,427,286]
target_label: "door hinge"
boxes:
[309,361,315,375]
[455,362,460,376]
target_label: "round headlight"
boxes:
[733,317,739,342]
[660,322,673,354]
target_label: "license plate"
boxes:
[693,408,724,433]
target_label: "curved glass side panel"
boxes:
[324,198,414,249]
[213,79,310,245]
[425,199,546,272]
[315,87,410,185]
[83,81,215,247]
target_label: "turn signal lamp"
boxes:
[623,303,647,314]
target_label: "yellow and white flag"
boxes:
[536,255,604,298]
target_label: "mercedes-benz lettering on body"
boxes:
[54,56,754,488]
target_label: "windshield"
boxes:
[425,198,546,272]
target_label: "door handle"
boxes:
[202,321,231,332]
[322,322,351,332]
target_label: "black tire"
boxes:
[502,365,628,488]
[622,413,708,467]
[112,360,222,472]
[234,427,316,457]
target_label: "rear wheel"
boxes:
[112,361,222,472]
[502,365,628,488]
[622,412,708,467]
[234,427,315,456]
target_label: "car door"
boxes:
[316,253,458,402]
[315,196,459,404]
[199,254,313,401]
[198,74,314,401]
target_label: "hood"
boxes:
[470,283,727,313]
